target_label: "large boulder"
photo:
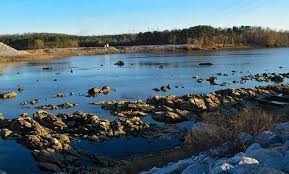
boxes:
[140,159,193,174]
[254,131,282,147]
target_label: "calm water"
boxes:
[0,48,289,173]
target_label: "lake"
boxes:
[0,48,288,173]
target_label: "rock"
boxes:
[153,88,160,92]
[238,132,254,145]
[189,98,207,110]
[181,164,208,174]
[42,67,53,71]
[33,111,67,130]
[263,155,289,173]
[246,144,263,154]
[101,86,111,94]
[56,93,66,98]
[37,103,78,110]
[0,92,17,99]
[18,85,24,92]
[88,87,101,97]
[211,162,234,174]
[152,111,187,123]
[0,114,4,122]
[272,122,289,141]
[245,148,283,164]
[140,159,193,174]
[199,63,213,66]
[159,85,173,92]
[1,128,13,139]
[255,131,282,147]
[207,76,218,85]
[114,61,124,66]
[197,79,204,83]
[272,75,284,83]
[38,162,61,172]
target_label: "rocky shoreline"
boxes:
[142,122,289,174]
[92,84,289,123]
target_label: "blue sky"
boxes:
[0,0,288,35]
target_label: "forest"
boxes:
[0,25,288,50]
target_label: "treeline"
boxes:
[0,26,289,50]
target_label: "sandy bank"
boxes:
[0,44,258,63]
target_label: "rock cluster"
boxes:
[91,100,154,117]
[142,122,289,174]
[37,103,78,110]
[0,110,150,173]
[93,84,289,123]
[88,86,111,97]
[241,72,289,83]
[20,99,40,106]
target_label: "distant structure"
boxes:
[0,42,28,57]
[104,44,110,48]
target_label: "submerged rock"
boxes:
[199,62,214,66]
[37,103,78,110]
[114,61,125,66]
[18,85,24,92]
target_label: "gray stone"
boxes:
[255,131,282,147]
[211,161,234,174]
[245,143,262,153]
[181,164,208,174]
[245,148,283,163]
[140,159,193,174]
[238,132,254,145]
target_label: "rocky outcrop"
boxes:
[37,103,78,110]
[92,84,289,123]
[0,111,154,173]
[141,122,289,174]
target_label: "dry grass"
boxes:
[183,107,277,151]
[183,124,231,149]
[202,107,274,136]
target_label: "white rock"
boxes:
[140,159,193,174]
[228,152,259,165]
[211,162,234,174]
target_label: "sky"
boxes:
[0,0,289,35]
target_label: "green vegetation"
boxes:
[0,25,289,50]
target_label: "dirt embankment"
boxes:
[0,44,258,63]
